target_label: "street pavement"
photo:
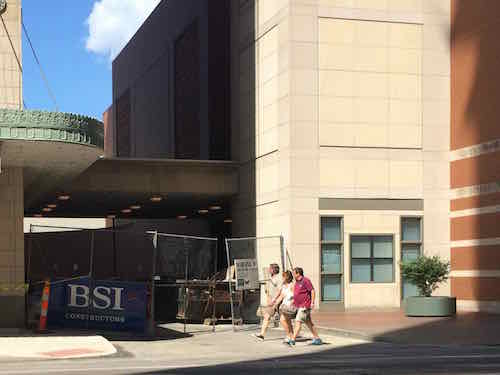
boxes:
[0,325,499,374]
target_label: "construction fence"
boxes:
[25,225,286,334]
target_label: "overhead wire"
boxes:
[21,13,59,111]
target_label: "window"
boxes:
[401,217,422,298]
[115,90,131,157]
[351,235,394,283]
[175,21,201,159]
[320,217,343,301]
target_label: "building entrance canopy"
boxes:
[26,158,239,219]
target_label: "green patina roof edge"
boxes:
[0,109,104,148]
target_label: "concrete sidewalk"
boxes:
[0,335,116,359]
[313,309,500,346]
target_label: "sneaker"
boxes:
[283,339,295,346]
[252,333,265,341]
[311,338,323,345]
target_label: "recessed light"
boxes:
[224,219,233,223]
[42,207,52,212]
[198,209,209,214]
[47,204,57,209]
[209,206,222,211]
[130,205,141,210]
[58,195,70,201]
[177,215,187,220]
[150,196,163,202]
[121,209,132,214]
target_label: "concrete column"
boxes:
[0,167,25,327]
[284,2,321,296]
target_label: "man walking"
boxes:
[253,263,282,340]
[289,267,322,346]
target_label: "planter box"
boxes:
[404,296,456,317]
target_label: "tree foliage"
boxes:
[400,255,450,297]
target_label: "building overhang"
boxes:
[26,158,240,219]
[0,109,104,207]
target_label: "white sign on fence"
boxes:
[234,259,259,290]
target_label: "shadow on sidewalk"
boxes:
[0,325,191,342]
[314,310,500,346]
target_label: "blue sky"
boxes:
[22,0,159,120]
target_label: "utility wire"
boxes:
[21,14,59,111]
[0,14,22,73]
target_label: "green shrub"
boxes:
[400,255,450,297]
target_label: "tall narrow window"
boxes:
[115,90,131,157]
[320,217,343,301]
[351,235,394,283]
[175,21,200,159]
[401,217,422,298]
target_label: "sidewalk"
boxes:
[313,309,500,346]
[0,333,116,359]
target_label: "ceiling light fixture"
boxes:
[121,209,132,214]
[34,214,43,218]
[42,207,52,212]
[58,195,70,201]
[177,215,187,220]
[224,219,233,223]
[209,206,222,211]
[47,204,57,209]
[150,196,163,202]
[198,209,209,214]
[130,205,141,210]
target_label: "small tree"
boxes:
[400,255,450,297]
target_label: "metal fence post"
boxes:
[225,238,236,332]
[112,219,117,277]
[280,235,287,271]
[182,238,189,334]
[149,231,158,337]
[87,230,95,330]
[212,239,218,333]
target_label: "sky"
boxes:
[22,0,160,120]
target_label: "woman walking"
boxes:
[272,270,297,344]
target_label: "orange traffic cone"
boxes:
[38,280,50,332]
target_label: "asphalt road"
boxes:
[0,327,499,375]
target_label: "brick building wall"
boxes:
[451,0,500,312]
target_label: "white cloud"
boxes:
[85,0,160,62]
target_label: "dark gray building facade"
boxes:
[111,0,231,161]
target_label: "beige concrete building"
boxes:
[230,0,451,309]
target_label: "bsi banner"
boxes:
[48,277,148,332]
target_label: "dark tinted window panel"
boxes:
[208,1,231,160]
[115,90,131,157]
[175,21,200,159]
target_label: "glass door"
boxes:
[401,217,422,299]
[320,217,343,303]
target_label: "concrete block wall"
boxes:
[0,0,22,109]
[0,167,25,327]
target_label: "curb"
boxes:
[0,336,117,360]
[316,326,379,343]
